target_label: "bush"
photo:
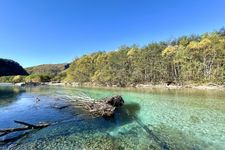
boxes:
[25,74,51,83]
[12,75,26,83]
[0,76,14,83]
[52,72,67,82]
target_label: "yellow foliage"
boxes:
[127,48,137,57]
[186,41,199,50]
[199,38,212,49]
[187,38,212,51]
[162,45,178,57]
[12,75,24,83]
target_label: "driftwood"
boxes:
[105,95,124,107]
[53,95,125,117]
[70,95,124,117]
[1,96,124,134]
[0,120,49,138]
[53,105,70,109]
[0,95,124,143]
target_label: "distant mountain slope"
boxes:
[26,63,70,76]
[0,58,28,76]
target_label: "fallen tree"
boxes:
[0,95,124,143]
[68,95,124,117]
[1,95,124,136]
[0,120,49,141]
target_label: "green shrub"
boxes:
[0,76,14,83]
[25,74,51,83]
[12,75,26,83]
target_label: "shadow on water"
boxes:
[121,103,170,150]
[103,103,141,124]
[0,87,24,107]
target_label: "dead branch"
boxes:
[52,105,70,109]
[70,95,124,117]
[0,120,49,137]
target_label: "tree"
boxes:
[12,75,25,83]
[63,28,225,86]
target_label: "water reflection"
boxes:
[0,86,24,107]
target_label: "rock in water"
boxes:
[106,95,124,107]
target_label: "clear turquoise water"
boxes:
[0,86,225,149]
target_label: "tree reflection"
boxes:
[0,87,24,106]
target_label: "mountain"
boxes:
[0,58,28,76]
[26,63,70,76]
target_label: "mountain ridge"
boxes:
[0,58,28,76]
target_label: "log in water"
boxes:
[70,95,124,117]
[0,95,124,143]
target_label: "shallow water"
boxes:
[0,86,225,149]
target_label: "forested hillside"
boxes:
[64,29,225,87]
[26,64,70,76]
[0,59,28,76]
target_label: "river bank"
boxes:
[1,82,224,90]
[41,82,225,90]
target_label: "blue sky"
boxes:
[0,0,225,67]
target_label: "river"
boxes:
[0,85,225,149]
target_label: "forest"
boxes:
[63,28,225,87]
[0,28,225,87]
